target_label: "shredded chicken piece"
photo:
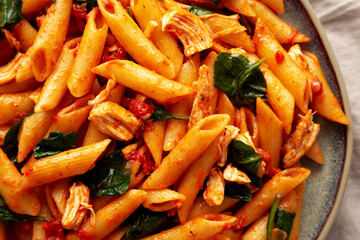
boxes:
[217,126,240,167]
[283,110,320,168]
[257,161,266,178]
[162,8,213,57]
[203,167,225,206]
[88,75,117,106]
[223,163,251,184]
[188,65,213,129]
[62,182,94,230]
[89,101,142,141]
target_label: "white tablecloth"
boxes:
[308,0,360,239]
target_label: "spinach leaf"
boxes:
[150,104,189,121]
[267,194,281,240]
[75,0,97,11]
[0,195,49,225]
[79,150,131,196]
[0,0,24,30]
[124,208,172,240]
[3,112,34,161]
[224,182,251,202]
[228,139,263,187]
[188,5,213,16]
[34,131,77,159]
[213,0,221,5]
[274,209,296,239]
[214,52,267,107]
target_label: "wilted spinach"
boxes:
[0,0,24,30]
[79,150,131,196]
[188,5,213,16]
[224,182,252,202]
[274,209,296,239]
[150,104,189,121]
[34,131,77,159]
[214,52,267,107]
[228,139,263,187]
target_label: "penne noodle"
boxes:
[21,0,52,15]
[258,0,284,14]
[288,182,306,240]
[103,226,129,240]
[131,0,184,76]
[143,189,185,212]
[98,0,176,79]
[17,110,54,162]
[305,140,324,164]
[19,139,111,191]
[140,214,237,240]
[221,0,256,17]
[163,54,200,151]
[66,189,147,240]
[0,148,41,216]
[35,37,81,112]
[0,78,40,95]
[234,168,310,230]
[0,124,11,146]
[11,19,37,52]
[92,60,194,104]
[217,92,235,126]
[67,8,108,97]
[0,91,35,125]
[248,0,310,43]
[188,197,239,220]
[142,114,230,190]
[143,121,166,167]
[256,97,283,171]
[30,0,72,82]
[303,51,350,125]
[0,52,23,85]
[253,19,310,113]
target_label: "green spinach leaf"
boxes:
[267,194,281,240]
[274,209,296,239]
[34,131,77,159]
[124,208,172,240]
[79,150,131,196]
[224,182,251,202]
[228,139,263,187]
[188,5,213,16]
[150,104,189,121]
[0,0,24,30]
[3,112,34,161]
[0,195,49,225]
[214,52,267,107]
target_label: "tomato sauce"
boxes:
[311,76,323,93]
[72,4,87,32]
[123,98,155,118]
[126,150,155,175]
[101,42,127,63]
[42,219,64,240]
[275,50,285,64]
[256,148,271,165]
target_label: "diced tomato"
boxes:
[311,76,323,93]
[101,42,127,63]
[42,219,64,240]
[123,98,155,118]
[268,167,281,178]
[126,150,155,175]
[288,29,299,43]
[0,38,16,66]
[275,50,285,64]
[256,148,271,165]
[72,4,87,32]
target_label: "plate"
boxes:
[281,0,353,239]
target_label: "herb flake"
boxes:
[150,104,189,121]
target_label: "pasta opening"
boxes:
[67,39,80,50]
[32,49,46,78]
[102,0,115,14]
[94,10,105,29]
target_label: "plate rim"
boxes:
[298,0,354,239]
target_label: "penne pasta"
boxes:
[142,114,229,190]
[67,8,108,97]
[143,189,185,212]
[92,60,194,104]
[0,91,34,125]
[98,0,176,79]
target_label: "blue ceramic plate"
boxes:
[281,0,353,239]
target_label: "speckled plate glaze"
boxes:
[280,0,353,239]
